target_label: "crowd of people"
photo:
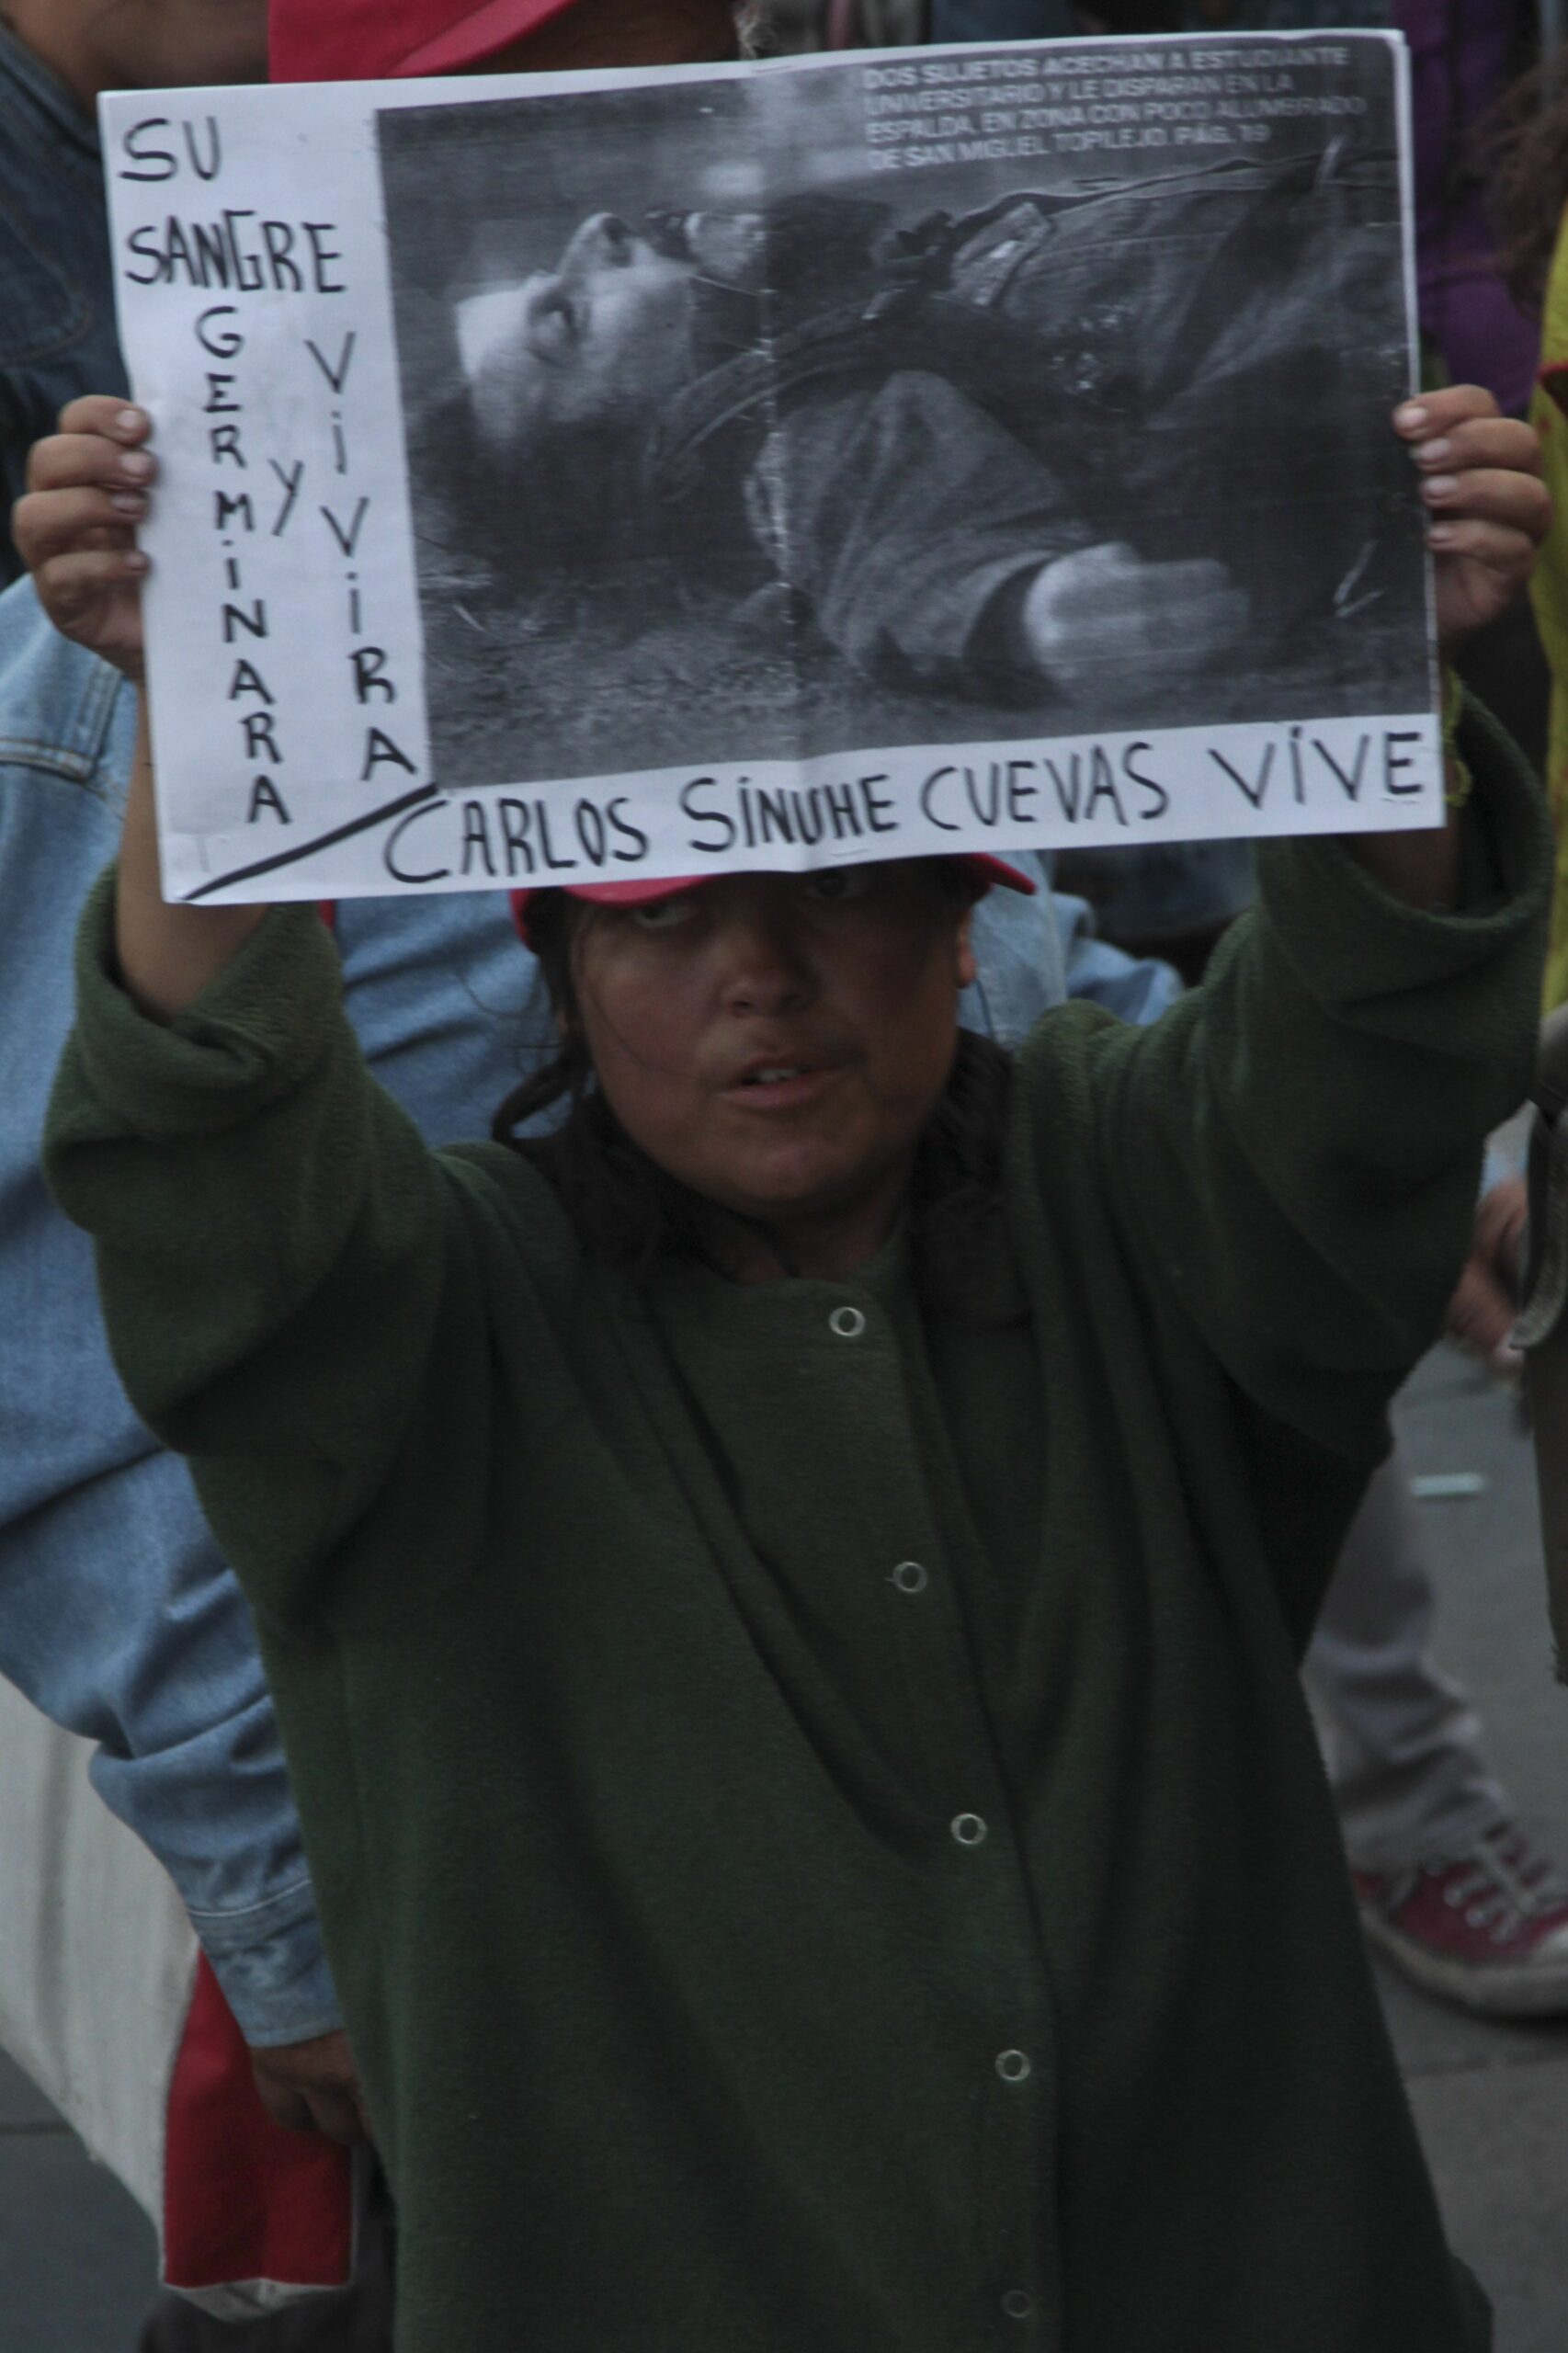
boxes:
[4,1,1568,2348]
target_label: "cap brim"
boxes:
[566,854,1036,910]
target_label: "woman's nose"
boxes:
[714,910,813,1014]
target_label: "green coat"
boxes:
[47,713,1546,2351]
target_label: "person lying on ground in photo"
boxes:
[441,144,1415,710]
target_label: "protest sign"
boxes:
[101,30,1433,904]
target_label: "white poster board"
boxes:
[101,30,1435,905]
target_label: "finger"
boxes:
[32,545,148,623]
[1426,517,1540,584]
[26,429,157,498]
[1408,415,1543,482]
[12,484,146,563]
[55,395,151,446]
[1394,384,1499,444]
[1422,469,1552,546]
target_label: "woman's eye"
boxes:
[631,892,699,932]
[805,868,872,907]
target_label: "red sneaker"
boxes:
[1353,1827,1568,2017]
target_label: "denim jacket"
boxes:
[0,27,129,587]
[0,572,1172,2044]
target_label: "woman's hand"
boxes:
[12,395,155,683]
[250,2028,373,2147]
[1397,385,1551,661]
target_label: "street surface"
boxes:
[2,1340,1565,2347]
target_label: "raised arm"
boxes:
[24,404,573,1639]
[14,395,267,1016]
[1026,387,1551,1459]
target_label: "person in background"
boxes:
[1492,34,1568,1015]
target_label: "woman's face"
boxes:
[571,864,978,1278]
[494,213,699,431]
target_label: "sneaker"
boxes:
[1352,1825,1568,2018]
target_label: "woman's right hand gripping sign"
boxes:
[15,395,154,683]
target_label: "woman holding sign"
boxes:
[18,369,1555,2353]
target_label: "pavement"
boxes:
[2,1338,1566,2349]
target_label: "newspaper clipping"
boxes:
[102,31,1434,904]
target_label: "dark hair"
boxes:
[492,881,1015,1309]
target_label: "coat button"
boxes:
[890,1560,928,1594]
[995,2049,1031,2085]
[829,1305,867,1339]
[1001,2290,1035,2321]
[950,1813,988,1847]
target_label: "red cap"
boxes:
[508,854,1036,948]
[269,0,579,81]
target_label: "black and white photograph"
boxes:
[379,34,1426,796]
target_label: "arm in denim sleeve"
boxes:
[0,604,334,2041]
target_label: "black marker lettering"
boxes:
[331,413,347,475]
[384,799,450,884]
[575,800,608,867]
[210,423,244,468]
[350,646,394,704]
[1382,730,1424,795]
[260,220,303,291]
[267,458,302,535]
[535,801,574,872]
[360,727,416,781]
[680,778,733,854]
[1122,739,1169,821]
[321,497,369,558]
[460,801,496,878]
[1085,745,1129,826]
[305,333,357,393]
[204,372,241,413]
[1045,754,1083,822]
[196,304,243,359]
[1312,732,1369,801]
[124,224,166,284]
[227,658,272,702]
[222,210,262,290]
[243,712,281,762]
[303,223,346,294]
[498,799,534,875]
[920,767,960,830]
[607,799,648,863]
[222,598,268,642]
[1005,759,1039,824]
[214,489,253,533]
[184,117,222,181]
[246,775,290,824]
[119,118,176,183]
[1210,742,1274,810]
[859,775,896,834]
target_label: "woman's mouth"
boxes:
[722,1063,838,1111]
